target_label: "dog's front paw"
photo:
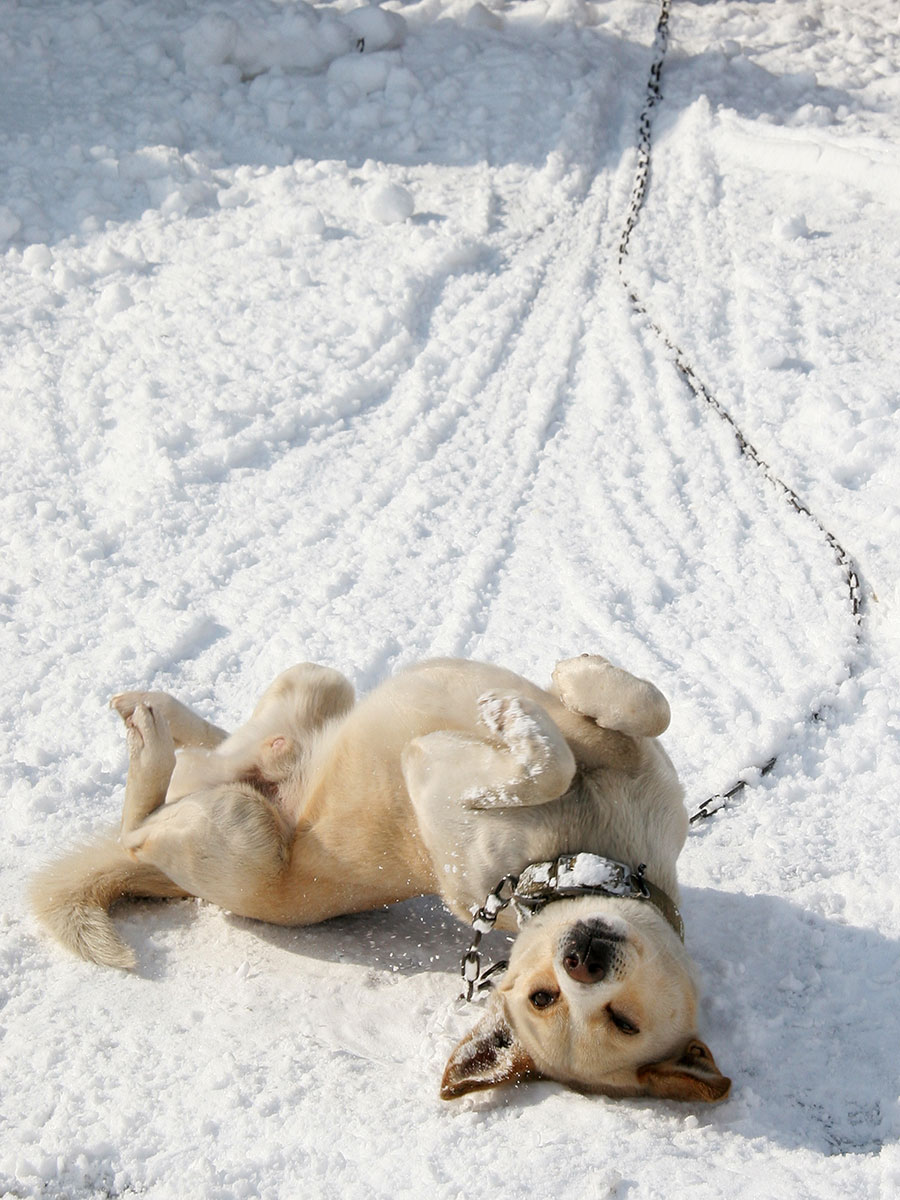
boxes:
[551,654,611,702]
[125,702,176,780]
[477,692,558,766]
[552,655,670,738]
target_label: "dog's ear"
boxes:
[441,1006,537,1100]
[637,1038,731,1103]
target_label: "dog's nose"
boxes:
[561,923,621,984]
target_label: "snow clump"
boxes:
[343,5,407,51]
[365,182,415,224]
[773,213,811,240]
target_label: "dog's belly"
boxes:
[284,660,685,925]
[276,661,560,916]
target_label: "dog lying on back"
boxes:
[31,654,729,1102]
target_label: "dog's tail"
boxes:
[29,830,187,969]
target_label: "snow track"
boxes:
[2,1,900,1196]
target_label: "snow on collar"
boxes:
[511,853,684,942]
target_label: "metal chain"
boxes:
[459,875,516,1001]
[617,0,863,825]
[617,0,670,274]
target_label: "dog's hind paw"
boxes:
[125,702,176,780]
[111,690,227,751]
[111,690,157,723]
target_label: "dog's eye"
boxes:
[529,989,558,1010]
[607,1007,639,1035]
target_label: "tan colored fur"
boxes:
[30,655,729,1102]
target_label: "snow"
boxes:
[364,179,416,221]
[1,0,899,1195]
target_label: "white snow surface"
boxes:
[2,0,899,1195]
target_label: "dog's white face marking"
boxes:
[442,898,731,1103]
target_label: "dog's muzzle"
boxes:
[560,920,625,985]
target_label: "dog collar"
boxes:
[460,853,684,1001]
[512,853,684,942]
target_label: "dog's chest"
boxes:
[441,771,681,918]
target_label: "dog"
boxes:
[31,654,730,1102]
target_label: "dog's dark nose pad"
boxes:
[561,930,614,984]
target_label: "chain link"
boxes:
[459,875,516,1001]
[617,0,670,271]
[617,0,863,825]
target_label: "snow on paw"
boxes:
[477,692,558,768]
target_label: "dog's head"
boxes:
[441,897,729,1102]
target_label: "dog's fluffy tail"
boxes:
[30,831,187,969]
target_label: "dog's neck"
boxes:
[512,853,684,942]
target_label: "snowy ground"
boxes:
[1,0,899,1195]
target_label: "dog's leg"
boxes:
[117,704,290,917]
[207,664,355,773]
[115,685,295,914]
[403,691,576,811]
[111,691,228,749]
[247,663,354,734]
[551,655,670,739]
[120,784,291,919]
[401,692,578,912]
[120,702,177,836]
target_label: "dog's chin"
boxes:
[516,894,688,965]
[559,915,625,945]
[509,896,636,960]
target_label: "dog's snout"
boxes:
[561,921,623,985]
[562,937,613,984]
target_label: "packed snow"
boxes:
[1,0,899,1196]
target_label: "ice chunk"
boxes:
[23,244,53,271]
[183,4,357,78]
[296,207,326,236]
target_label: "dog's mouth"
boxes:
[559,920,627,985]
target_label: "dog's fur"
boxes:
[31,655,729,1102]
